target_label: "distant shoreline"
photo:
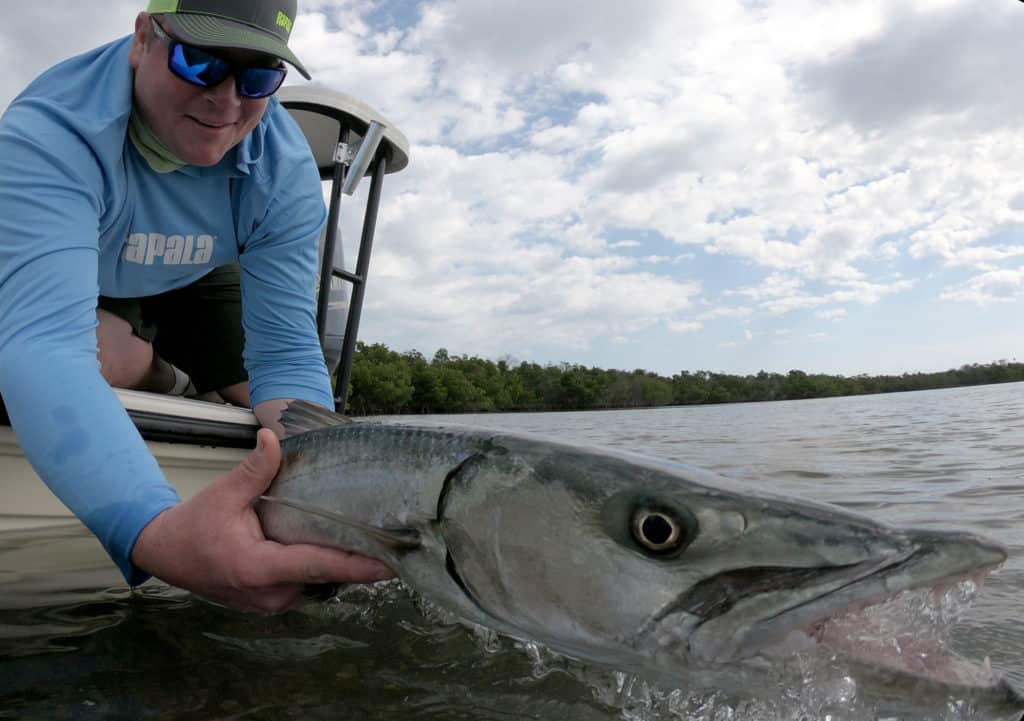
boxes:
[345,343,1023,416]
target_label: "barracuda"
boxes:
[256,402,1024,715]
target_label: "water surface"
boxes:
[2,383,1022,720]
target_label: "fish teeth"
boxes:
[656,624,689,649]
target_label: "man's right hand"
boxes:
[131,428,395,612]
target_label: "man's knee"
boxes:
[217,381,251,408]
[96,309,155,388]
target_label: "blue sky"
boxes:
[2,1,1022,377]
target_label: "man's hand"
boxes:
[131,428,395,612]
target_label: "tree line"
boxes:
[344,342,1024,416]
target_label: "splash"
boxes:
[808,578,995,688]
[311,579,1005,721]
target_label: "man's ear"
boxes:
[128,12,151,70]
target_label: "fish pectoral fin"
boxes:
[279,400,353,438]
[258,495,421,550]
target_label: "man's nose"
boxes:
[205,75,242,106]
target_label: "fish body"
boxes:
[257,404,1024,715]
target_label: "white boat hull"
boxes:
[0,426,249,533]
[0,390,256,589]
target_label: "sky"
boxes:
[2,1,1023,378]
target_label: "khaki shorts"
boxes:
[98,264,246,394]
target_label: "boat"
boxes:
[0,87,411,545]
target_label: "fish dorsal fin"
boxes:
[279,399,353,438]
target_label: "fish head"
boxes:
[439,436,1019,708]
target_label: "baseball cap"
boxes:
[146,0,310,79]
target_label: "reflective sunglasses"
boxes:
[150,18,287,99]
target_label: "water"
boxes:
[1,383,1022,720]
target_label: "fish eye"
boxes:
[631,508,691,554]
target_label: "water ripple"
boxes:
[2,383,1023,721]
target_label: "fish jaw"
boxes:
[641,527,1019,708]
[681,528,1007,663]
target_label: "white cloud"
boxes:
[0,2,140,110]
[698,307,754,321]
[799,2,1024,131]
[941,267,1024,305]
[730,274,805,301]
[667,320,702,333]
[816,308,848,321]
[727,274,914,316]
[2,0,1020,376]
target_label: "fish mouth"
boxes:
[792,564,1024,712]
[796,568,1002,688]
[800,566,989,679]
[647,530,1020,701]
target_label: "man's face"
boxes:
[129,13,272,167]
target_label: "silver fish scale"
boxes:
[255,418,1024,715]
[270,423,491,535]
[280,423,489,479]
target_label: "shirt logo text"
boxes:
[123,233,215,265]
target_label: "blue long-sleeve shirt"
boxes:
[0,37,332,584]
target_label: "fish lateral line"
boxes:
[258,494,421,550]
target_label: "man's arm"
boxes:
[253,397,294,438]
[239,103,336,414]
[0,100,392,602]
[0,100,180,585]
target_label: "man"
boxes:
[0,0,393,611]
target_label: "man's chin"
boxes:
[177,146,231,167]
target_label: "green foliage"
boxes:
[346,342,413,415]
[343,343,1024,416]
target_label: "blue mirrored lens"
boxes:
[170,44,231,87]
[237,67,286,98]
[169,43,285,98]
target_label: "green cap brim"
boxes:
[158,13,310,80]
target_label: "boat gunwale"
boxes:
[0,389,258,449]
